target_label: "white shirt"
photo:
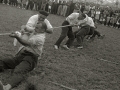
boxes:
[78,14,95,28]
[66,13,80,25]
[23,33,45,59]
[27,14,53,30]
[66,13,95,28]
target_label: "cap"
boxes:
[39,10,49,16]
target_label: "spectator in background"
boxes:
[22,0,27,9]
[54,0,59,14]
[57,0,63,15]
[4,0,8,4]
[103,9,109,26]
[109,7,114,18]
[41,0,47,11]
[14,0,17,6]
[61,1,67,16]
[26,0,34,10]
[51,0,58,14]
[7,0,9,5]
[69,0,75,15]
[2,0,6,4]
[65,1,71,17]
[37,0,42,10]
[33,0,38,10]
[110,14,117,28]
[113,14,118,28]
[17,0,22,8]
[106,14,111,26]
[54,12,83,50]
[99,7,104,23]
[0,0,3,3]
[48,0,53,13]
[9,0,14,5]
[51,0,55,14]
[8,0,11,5]
[45,0,49,12]
[80,3,85,13]
[116,15,120,29]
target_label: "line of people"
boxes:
[98,8,120,29]
[0,0,76,17]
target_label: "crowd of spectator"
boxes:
[0,0,120,29]
[0,0,76,17]
[98,7,120,29]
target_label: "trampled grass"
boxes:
[0,4,120,90]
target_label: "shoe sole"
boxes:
[62,46,69,50]
[54,45,59,50]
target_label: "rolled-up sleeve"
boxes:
[44,19,53,29]
[66,13,76,21]
[44,19,53,33]
[27,15,38,27]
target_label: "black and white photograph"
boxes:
[0,0,120,90]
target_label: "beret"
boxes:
[39,10,49,16]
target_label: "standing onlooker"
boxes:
[69,1,75,15]
[57,0,63,15]
[45,0,49,12]
[80,3,85,13]
[61,1,67,16]
[7,0,9,5]
[41,0,47,11]
[3,0,7,4]
[111,14,117,28]
[74,13,104,48]
[65,1,70,17]
[51,0,58,14]
[106,15,111,26]
[33,0,37,10]
[116,15,120,29]
[26,0,34,10]
[48,0,53,13]
[17,0,22,8]
[54,0,59,14]
[22,0,27,9]
[37,0,42,10]
[99,7,104,23]
[0,0,3,3]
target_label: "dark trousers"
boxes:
[116,24,120,28]
[74,25,90,46]
[26,1,34,10]
[0,0,3,3]
[55,20,75,48]
[88,27,101,38]
[0,48,38,88]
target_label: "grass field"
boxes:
[0,4,120,90]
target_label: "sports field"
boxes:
[0,4,120,90]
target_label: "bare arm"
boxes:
[44,19,53,34]
[9,33,33,47]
